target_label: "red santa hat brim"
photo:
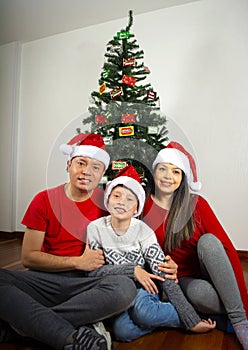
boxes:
[152,145,202,192]
[60,133,110,169]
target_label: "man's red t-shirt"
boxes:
[22,184,107,256]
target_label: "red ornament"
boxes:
[99,83,106,95]
[95,115,108,124]
[110,87,123,99]
[121,113,136,123]
[123,58,135,67]
[147,90,157,100]
[122,75,136,87]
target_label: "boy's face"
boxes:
[108,185,138,219]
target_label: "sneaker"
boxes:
[64,322,111,350]
[93,322,112,350]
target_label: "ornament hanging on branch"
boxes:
[110,87,123,99]
[123,58,135,67]
[117,31,130,39]
[95,115,108,124]
[122,113,136,123]
[122,75,136,86]
[119,125,134,137]
[99,83,106,95]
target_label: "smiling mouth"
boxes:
[161,181,173,186]
[78,178,91,184]
[114,207,126,214]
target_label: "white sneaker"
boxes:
[93,322,112,350]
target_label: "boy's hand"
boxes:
[134,266,165,294]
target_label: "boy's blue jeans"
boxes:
[112,288,181,342]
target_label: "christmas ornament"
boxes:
[117,31,130,39]
[122,75,136,86]
[123,58,135,67]
[99,175,108,184]
[119,126,134,137]
[143,66,150,73]
[147,90,157,100]
[103,136,113,145]
[147,126,159,134]
[101,70,110,79]
[95,115,108,124]
[122,113,136,123]
[99,83,106,95]
[110,87,123,99]
[112,160,127,170]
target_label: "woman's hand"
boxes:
[134,266,165,294]
[158,255,178,283]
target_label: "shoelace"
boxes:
[74,327,106,350]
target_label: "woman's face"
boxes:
[153,163,183,195]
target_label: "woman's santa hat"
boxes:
[60,133,110,169]
[104,164,146,217]
[152,141,202,192]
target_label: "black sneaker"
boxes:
[64,322,111,350]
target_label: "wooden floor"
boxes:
[0,237,247,350]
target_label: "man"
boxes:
[0,133,137,350]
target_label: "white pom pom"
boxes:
[190,181,202,192]
[59,144,73,155]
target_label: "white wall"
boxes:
[0,42,21,231]
[2,0,248,249]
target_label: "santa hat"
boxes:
[104,164,146,217]
[152,141,202,192]
[60,133,110,169]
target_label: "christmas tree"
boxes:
[80,10,168,184]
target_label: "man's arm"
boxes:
[21,228,105,272]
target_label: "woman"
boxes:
[141,141,248,350]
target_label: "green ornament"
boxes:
[117,31,130,39]
[101,70,110,79]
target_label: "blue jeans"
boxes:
[112,288,182,342]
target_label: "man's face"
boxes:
[67,156,105,194]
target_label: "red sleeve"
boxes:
[22,190,48,232]
[196,196,248,316]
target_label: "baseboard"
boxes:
[238,250,248,262]
[0,231,24,239]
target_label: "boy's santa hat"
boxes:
[152,141,202,192]
[104,164,146,217]
[60,133,110,169]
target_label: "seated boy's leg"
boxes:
[130,288,182,329]
[111,309,153,342]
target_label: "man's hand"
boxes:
[75,243,105,272]
[134,266,165,294]
[158,255,178,283]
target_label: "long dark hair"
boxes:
[148,171,196,252]
[165,173,197,251]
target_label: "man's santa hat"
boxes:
[60,133,110,169]
[152,141,202,192]
[104,164,146,217]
